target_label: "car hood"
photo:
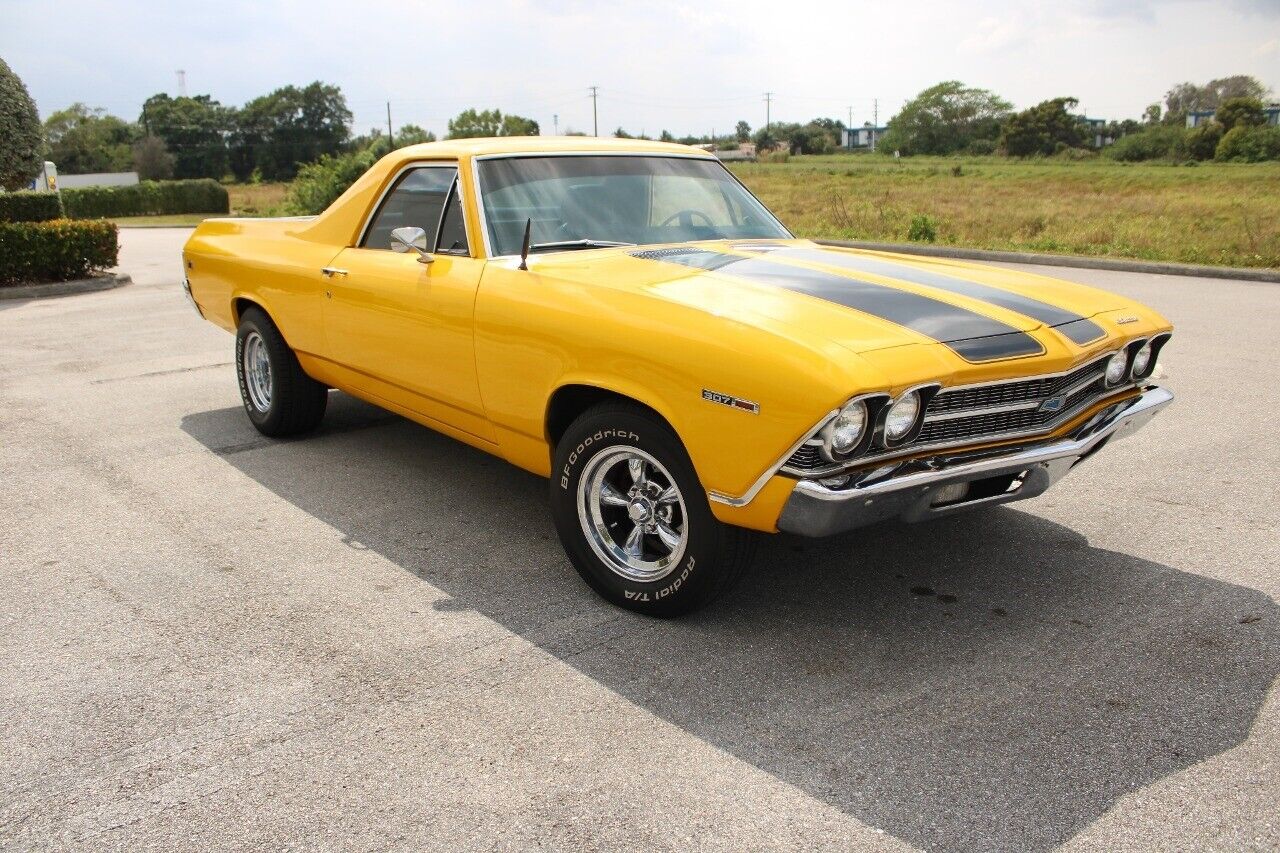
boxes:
[519,239,1136,362]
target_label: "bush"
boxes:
[1214,125,1280,162]
[908,214,938,243]
[0,190,63,222]
[0,57,43,191]
[0,219,119,284]
[1184,123,1224,161]
[287,147,379,215]
[61,179,229,219]
[965,139,997,156]
[1104,125,1188,161]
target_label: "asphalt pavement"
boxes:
[1,228,1277,851]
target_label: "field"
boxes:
[729,155,1280,269]
[112,159,1280,269]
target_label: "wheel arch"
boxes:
[545,381,681,453]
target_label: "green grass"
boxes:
[728,154,1280,268]
[110,213,213,227]
[111,182,291,228]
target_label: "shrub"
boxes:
[1184,123,1224,160]
[1105,126,1188,161]
[61,179,229,219]
[0,190,63,222]
[965,138,997,156]
[908,214,938,242]
[1214,125,1280,162]
[287,147,379,215]
[0,219,119,284]
[0,58,43,191]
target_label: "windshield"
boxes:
[476,155,791,256]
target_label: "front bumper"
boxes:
[776,385,1173,537]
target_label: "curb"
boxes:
[0,273,132,301]
[816,240,1280,283]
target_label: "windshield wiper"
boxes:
[527,239,636,253]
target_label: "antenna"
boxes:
[518,218,532,271]
[176,70,187,97]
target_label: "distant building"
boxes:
[842,124,886,149]
[1187,105,1280,127]
[1078,117,1113,148]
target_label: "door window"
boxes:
[435,184,469,255]
[361,166,457,250]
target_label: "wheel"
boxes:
[235,307,328,437]
[550,402,756,616]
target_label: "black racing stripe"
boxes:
[632,248,1044,362]
[770,247,1107,346]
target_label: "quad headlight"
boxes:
[1104,350,1129,386]
[1131,340,1153,378]
[884,391,921,441]
[828,399,867,455]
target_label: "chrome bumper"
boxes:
[182,277,203,318]
[776,385,1174,537]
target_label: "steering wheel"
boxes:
[660,209,715,228]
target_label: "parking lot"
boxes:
[2,228,1277,851]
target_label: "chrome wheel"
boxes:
[241,331,272,412]
[577,447,689,582]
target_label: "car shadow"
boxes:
[182,393,1279,852]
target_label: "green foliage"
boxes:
[141,93,231,180]
[0,191,63,222]
[392,124,436,147]
[132,135,175,180]
[907,214,937,242]
[966,138,998,156]
[1163,75,1269,125]
[0,219,118,284]
[735,120,751,142]
[1215,97,1266,132]
[61,179,229,219]
[1214,125,1280,162]
[1184,123,1224,161]
[286,147,379,215]
[880,81,1011,155]
[229,82,352,181]
[1000,97,1084,156]
[0,57,43,190]
[43,104,138,174]
[446,108,539,139]
[1104,125,1189,161]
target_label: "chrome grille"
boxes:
[783,354,1118,474]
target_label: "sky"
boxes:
[2,0,1278,138]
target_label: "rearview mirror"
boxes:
[389,226,434,264]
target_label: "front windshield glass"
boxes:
[477,155,790,256]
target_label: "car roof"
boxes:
[393,135,715,160]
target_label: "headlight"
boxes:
[1105,350,1128,386]
[884,391,921,441]
[1131,341,1152,377]
[828,400,867,454]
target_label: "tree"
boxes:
[999,97,1085,156]
[391,123,435,148]
[1184,122,1223,161]
[878,81,1012,156]
[1215,97,1266,132]
[1163,75,1269,125]
[132,135,175,180]
[446,108,538,139]
[0,57,43,190]
[141,93,230,180]
[735,120,751,142]
[613,127,633,138]
[229,82,351,181]
[43,104,137,174]
[1143,104,1162,125]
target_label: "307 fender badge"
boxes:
[702,389,760,414]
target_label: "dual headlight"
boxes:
[1107,336,1165,386]
[820,388,930,461]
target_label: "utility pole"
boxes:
[553,113,559,135]
[386,102,394,149]
[589,86,599,136]
[872,98,879,151]
[176,70,186,97]
[764,92,773,131]
[847,105,853,148]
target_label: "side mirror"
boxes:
[389,226,434,264]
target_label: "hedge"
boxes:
[0,190,63,222]
[61,179,229,219]
[0,219,119,285]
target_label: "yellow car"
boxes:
[183,137,1174,616]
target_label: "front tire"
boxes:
[235,307,327,437]
[550,402,756,617]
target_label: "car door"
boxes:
[322,163,493,441]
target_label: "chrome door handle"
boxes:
[321,267,348,277]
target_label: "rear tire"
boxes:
[550,402,756,617]
[235,307,327,437]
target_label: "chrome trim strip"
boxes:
[923,398,1042,423]
[469,150,791,261]
[708,406,839,508]
[355,160,475,257]
[933,349,1119,397]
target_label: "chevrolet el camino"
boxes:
[182,137,1174,616]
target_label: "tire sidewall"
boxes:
[235,312,283,432]
[551,410,725,616]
